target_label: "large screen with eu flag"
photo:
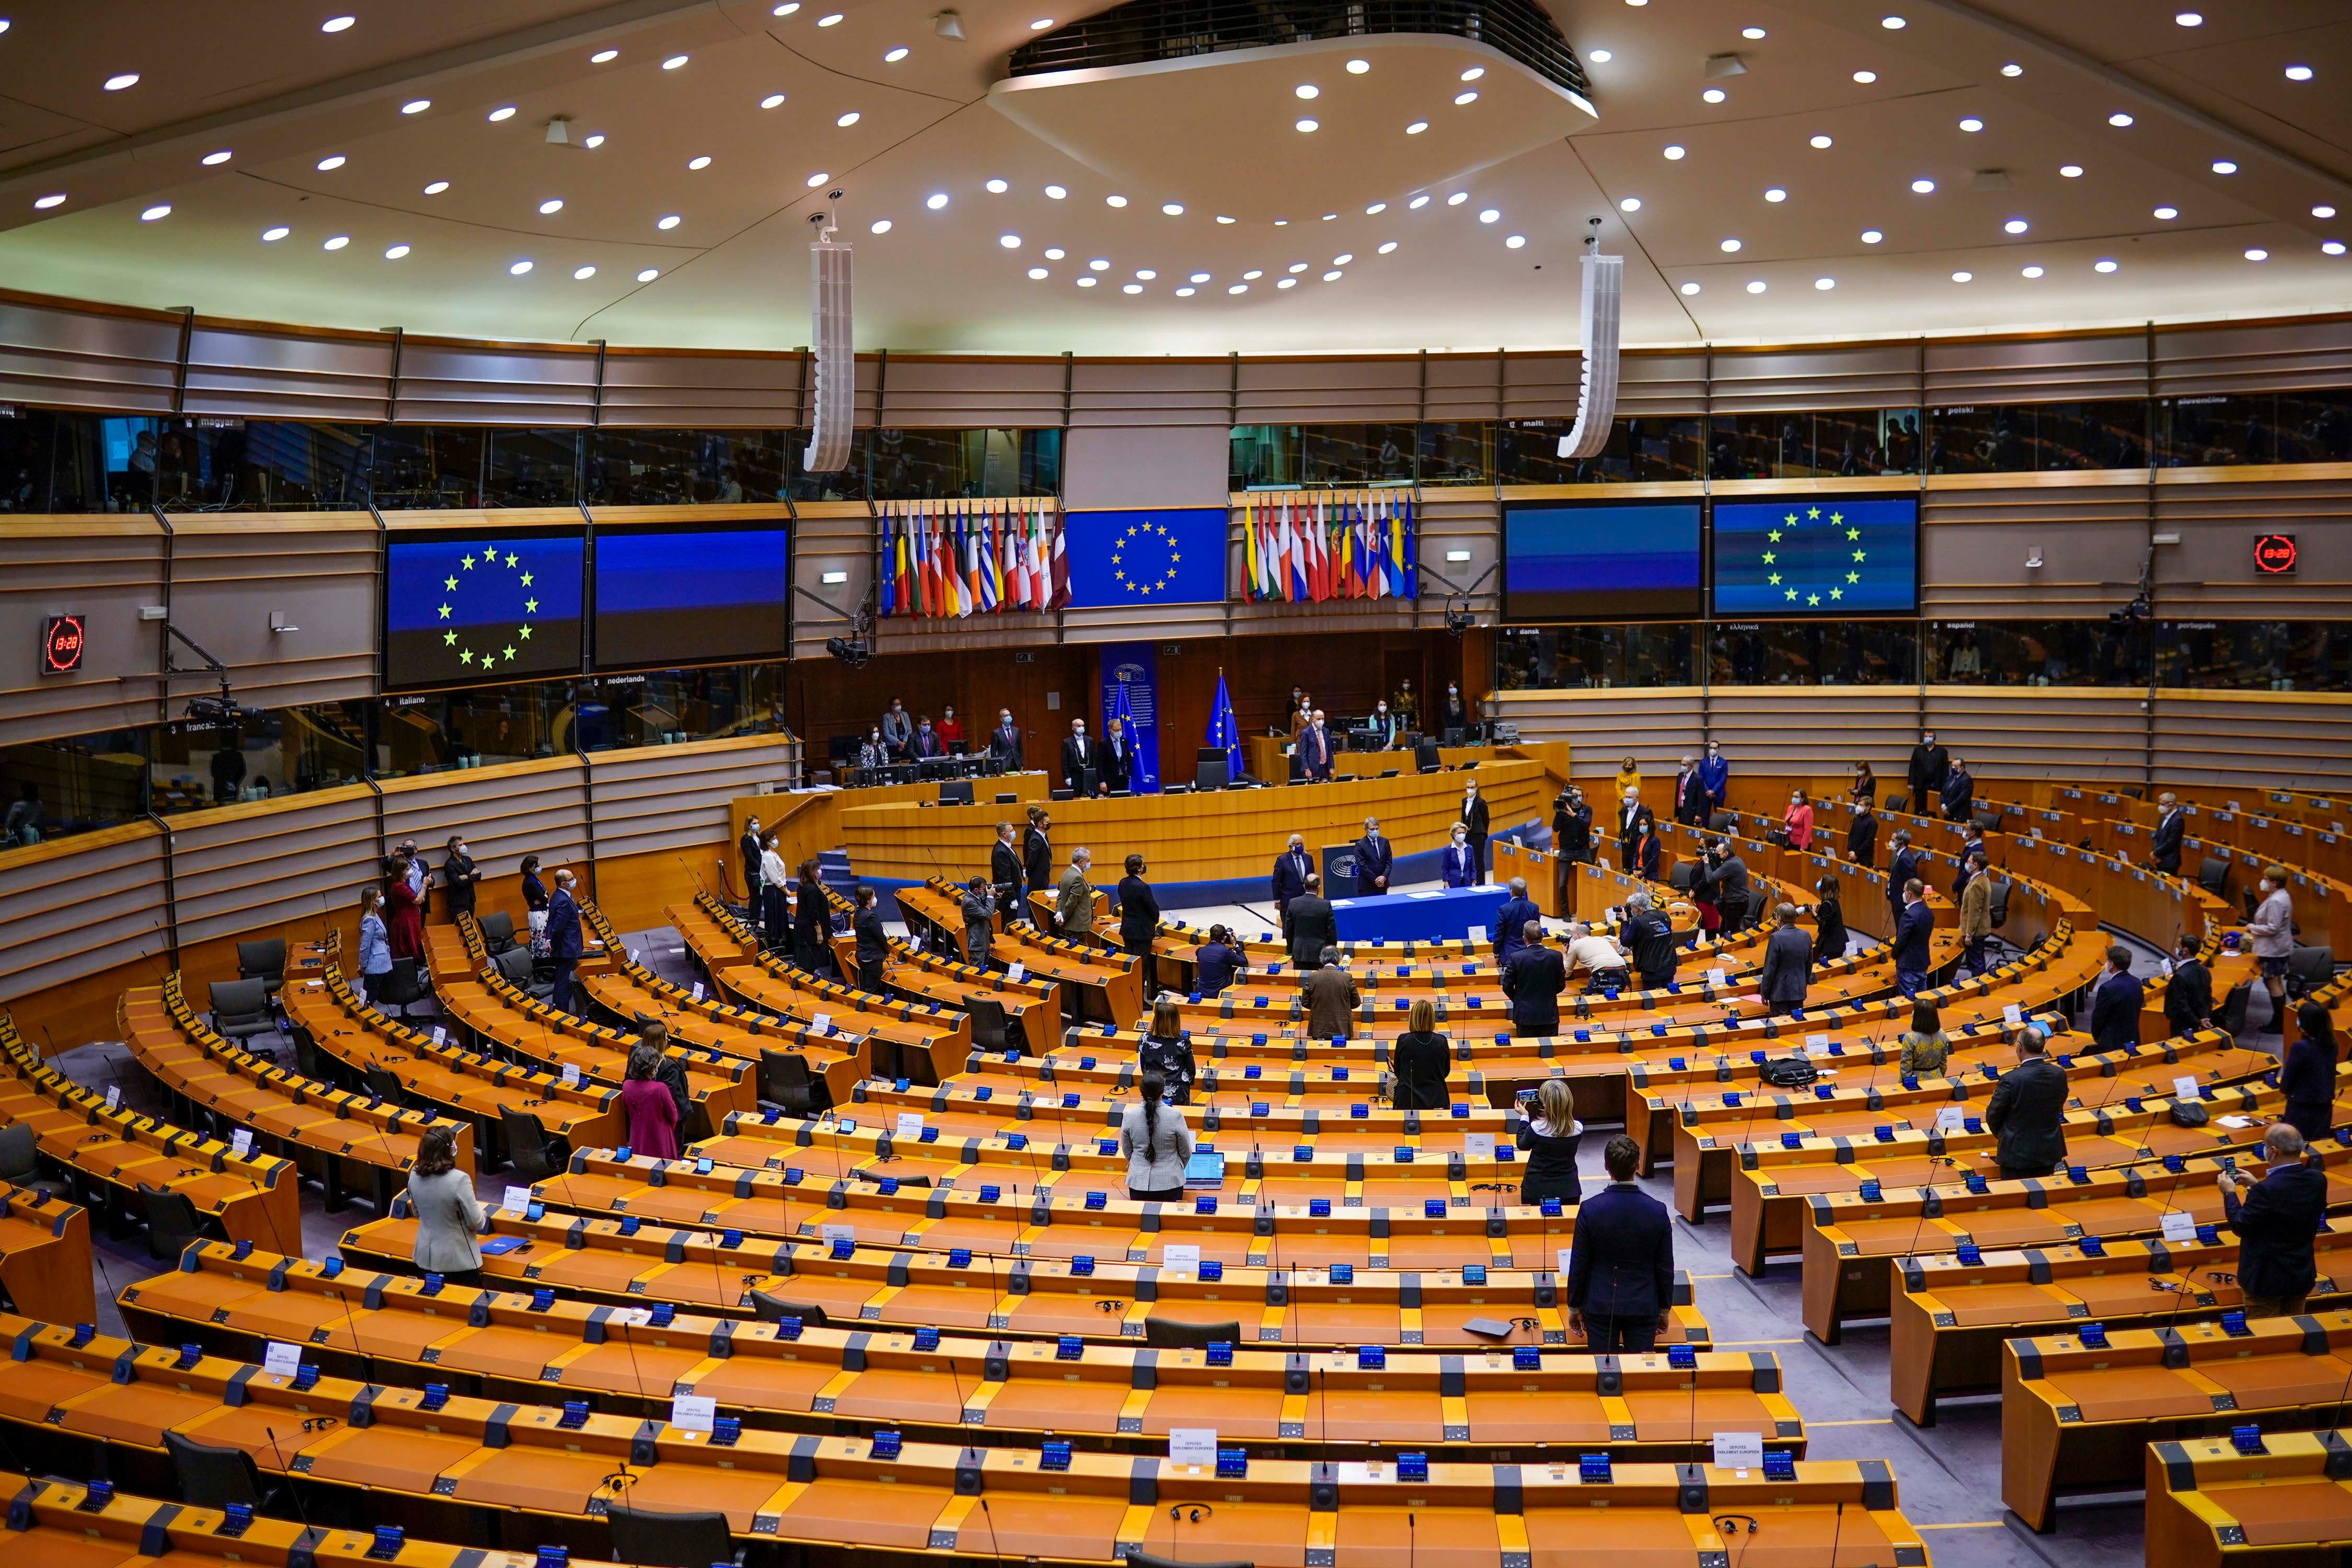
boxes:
[1502,500,1704,621]
[1063,507,1227,607]
[1711,495,1919,616]
[385,528,584,689]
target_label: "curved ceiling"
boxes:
[0,0,2347,357]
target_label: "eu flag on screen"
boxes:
[1062,508,1226,608]
[1712,496,1918,616]
[385,532,584,687]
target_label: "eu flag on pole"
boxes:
[1711,495,1919,616]
[1062,508,1227,608]
[1206,672,1242,781]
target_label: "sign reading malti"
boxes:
[40,614,85,675]
[2254,533,2299,576]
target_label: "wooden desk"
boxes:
[2145,1427,2352,1568]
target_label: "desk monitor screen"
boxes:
[385,527,584,689]
[593,520,791,668]
[1503,500,1704,621]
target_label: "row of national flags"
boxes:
[1240,490,1417,604]
[878,499,1066,617]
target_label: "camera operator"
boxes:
[1551,785,1592,914]
[1693,837,1752,934]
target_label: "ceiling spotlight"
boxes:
[2286,64,2313,81]
[2060,164,2083,178]
[836,111,860,126]
[1764,187,1786,202]
[1460,67,1484,81]
[1959,117,1983,132]
[201,149,232,166]
[1118,283,1142,294]
[2211,159,2236,174]
[583,133,606,148]
[316,155,347,170]
[869,219,893,235]
[1911,178,1935,193]
[1746,280,1766,293]
[1295,84,1319,99]
[637,268,660,281]
[488,106,516,121]
[572,264,595,279]
[1044,185,1066,199]
[1851,70,1876,83]
[1243,268,1263,278]
[2021,264,2043,276]
[1031,17,1054,28]
[1366,201,1387,214]
[402,99,430,114]
[2094,258,2118,271]
[1136,268,1156,279]
[1680,281,1700,294]
[2001,62,2022,75]
[33,193,66,210]
[591,48,618,62]
[805,171,829,185]
[1860,228,1883,243]
[1045,247,1065,258]
[1588,49,1612,62]
[1090,258,1110,270]
[1720,237,1741,251]
[139,203,170,221]
[2174,9,2201,21]
[1952,270,1972,281]
[1664,144,1686,160]
[1027,267,1048,280]
[656,214,681,229]
[2316,205,2338,218]
[1277,278,1296,289]
[1296,118,1319,131]
[663,51,689,65]
[1105,194,1127,206]
[885,45,908,60]
[926,192,949,209]
[1161,201,1184,215]
[2154,204,2178,218]
[1405,120,1428,134]
[982,178,1008,193]
[1478,207,1500,222]
[999,233,1020,247]
[1814,276,1835,289]
[1408,195,1431,210]
[1881,14,1906,26]
[321,14,355,30]
[1229,284,1247,294]
[1076,276,1096,286]
[2246,247,2269,260]
[510,259,533,274]
[689,155,712,169]
[777,3,800,13]
[1702,88,1726,103]
[322,234,349,249]
[760,93,786,108]
[1378,240,1398,253]
[1742,26,1766,39]
[1457,90,1481,104]
[262,225,289,240]
[1809,134,1832,149]
[1176,286,1196,296]
[2003,217,2027,233]
[1333,252,1352,263]
[538,198,564,214]
[388,243,417,261]
[1619,197,1642,212]
[1347,58,1369,72]
[2325,241,2347,256]
[423,180,449,194]
[1505,234,1526,248]
[2107,111,2133,126]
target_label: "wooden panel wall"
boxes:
[1491,688,1706,782]
[166,786,379,950]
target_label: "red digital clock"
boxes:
[40,614,85,675]
[2254,533,2298,575]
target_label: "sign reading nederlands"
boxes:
[39,614,84,675]
[2254,533,2298,575]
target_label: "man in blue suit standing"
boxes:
[1353,816,1392,896]
[2087,944,2145,1052]
[1885,828,1919,926]
[1298,709,1335,783]
[1272,833,1312,942]
[2149,791,2186,875]
[1892,875,1934,998]
[1492,877,1541,964]
[1566,1135,1675,1354]
[545,867,584,1017]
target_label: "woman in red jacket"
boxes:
[384,851,426,961]
[1783,789,1816,851]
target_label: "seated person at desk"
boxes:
[1353,816,1392,895]
[2219,1121,2328,1318]
[1501,921,1567,1036]
[1060,718,1098,794]
[1138,997,1197,1104]
[908,716,946,759]
[880,698,914,758]
[1194,924,1241,996]
[1390,998,1450,1110]
[1441,822,1479,887]
[1101,714,1134,793]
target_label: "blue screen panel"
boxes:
[1503,501,1704,621]
[385,531,583,688]
[1711,496,1919,616]
[593,524,791,668]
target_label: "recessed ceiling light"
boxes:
[2174,10,2201,22]
[1763,187,1786,202]
[387,243,414,260]
[1457,90,1480,104]
[1090,258,1110,270]
[2211,159,2236,174]
[510,259,533,274]
[1044,185,1066,199]
[1851,70,1876,83]
[1721,237,1741,251]
[1408,195,1431,210]
[1175,286,1196,295]
[316,155,347,170]
[2060,164,2083,178]
[885,45,908,60]
[572,264,595,279]
[1332,252,1352,264]
[871,219,892,234]
[1664,144,1686,159]
[663,51,690,65]
[1123,282,1143,293]
[636,268,659,281]
[2004,217,2028,233]
[2325,241,2347,256]
[1229,283,1248,294]
[1742,26,1766,39]
[1243,268,1263,278]
[1619,197,1641,212]
[2154,204,2178,218]
[401,99,431,115]
[1287,261,1308,273]
[1161,202,1184,216]
[1680,281,1700,294]
[999,234,1020,248]
[2316,205,2338,218]
[139,203,170,221]
[1378,240,1398,252]
[2245,247,2269,260]
[2021,264,2043,276]
[2094,258,2118,271]
[1105,194,1127,206]
[775,3,799,12]
[1911,178,1935,193]
[261,225,288,240]
[1505,234,1527,248]
[1952,270,1972,281]
[1814,276,1835,289]
[1478,207,1500,223]
[1346,58,1369,73]
[927,192,949,209]
[1588,48,1612,62]
[656,214,681,229]
[1405,121,1428,134]
[1031,15,1053,27]
[321,15,354,31]
[1045,247,1065,258]
[539,198,564,214]
[1882,14,1906,26]
[424,180,449,194]
[688,155,712,170]
[1027,267,1048,280]
[1746,280,1766,293]
[1809,134,1832,149]
[591,49,618,62]
[2001,62,2022,76]
[1134,269,1156,280]
[1702,88,1725,102]
[831,111,858,127]
[1460,67,1484,81]
[979,178,1008,193]
[2286,64,2314,81]
[1366,201,1387,214]
[488,106,516,121]
[1076,276,1096,286]
[1959,117,1983,132]
[201,149,232,166]
[1277,278,1297,288]
[1187,271,1209,282]
[2108,111,2133,126]
[33,193,66,210]
[1861,228,1883,243]
[322,234,349,249]
[1295,84,1319,99]
[760,93,786,108]
[1296,118,1318,132]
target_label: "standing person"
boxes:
[406,1124,486,1288]
[1782,789,1814,850]
[1892,877,1933,997]
[1194,925,1241,996]
[355,887,393,1005]
[2279,1001,2338,1142]
[1117,854,1161,989]
[740,815,764,910]
[3,781,42,847]
[1632,815,1661,881]
[852,885,888,994]
[1957,849,1992,978]
[399,839,430,913]
[1897,1000,1951,1079]
[1672,754,1709,827]
[1850,760,1877,809]
[1693,839,1751,934]
[857,727,890,776]
[1616,787,1653,874]
[1906,730,1949,811]
[2088,945,2145,1052]
[1272,834,1312,940]
[1939,753,1976,823]
[1439,682,1470,737]
[1119,1070,1195,1202]
[1885,829,1919,926]
[1986,1024,2068,1179]
[384,852,425,961]
[1056,847,1098,943]
[961,877,997,969]
[1565,1134,1674,1354]
[792,859,827,974]
[636,1018,689,1128]
[1297,709,1334,782]
[1514,1079,1584,1209]
[545,868,583,1016]
[2163,934,2213,1035]
[1101,714,1133,794]
[1441,824,1478,888]
[1353,816,1393,896]
[1757,902,1813,1017]
[1846,798,1878,868]
[2219,1122,2328,1318]
[441,835,481,921]
[1614,755,1642,801]
[1139,997,1198,1104]
[1390,998,1451,1110]
[1501,921,1567,1037]
[989,709,1024,770]
[1365,698,1399,751]
[1460,778,1490,882]
[2149,791,2187,875]
[1491,877,1540,964]
[1304,947,1358,1040]
[1699,740,1730,812]
[990,821,1025,930]
[1620,889,1677,991]
[880,698,914,757]
[1811,875,1848,967]
[1060,718,1097,795]
[520,855,550,946]
[760,834,791,949]
[2248,865,2296,1036]
[909,716,945,760]
[1551,786,1592,914]
[936,706,965,750]
[1286,873,1336,971]
[1022,808,1053,924]
[620,1045,682,1160]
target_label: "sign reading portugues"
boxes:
[39,614,85,675]
[1711,495,1920,616]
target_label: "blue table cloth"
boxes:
[1330,883,1506,944]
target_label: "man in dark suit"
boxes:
[1985,1024,2068,1179]
[545,868,584,1016]
[1501,924,1567,1038]
[1672,754,1709,827]
[2163,933,2213,1034]
[1846,799,1878,868]
[1460,778,1490,882]
[1939,754,1975,823]
[851,885,889,994]
[1116,852,1160,990]
[1060,719,1097,795]
[1272,834,1312,941]
[1298,709,1335,783]
[1566,1134,1675,1354]
[1907,730,1949,811]
[1492,878,1541,964]
[1286,873,1336,971]
[990,821,1027,929]
[1757,902,1813,1016]
[2220,1122,2330,1317]
[1616,788,1654,874]
[1021,808,1053,923]
[2150,791,2187,875]
[2086,944,2144,1052]
[1892,876,1934,997]
[989,709,1024,770]
[1353,816,1392,896]
[1100,716,1133,794]
[909,717,946,759]
[1885,829,1919,924]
